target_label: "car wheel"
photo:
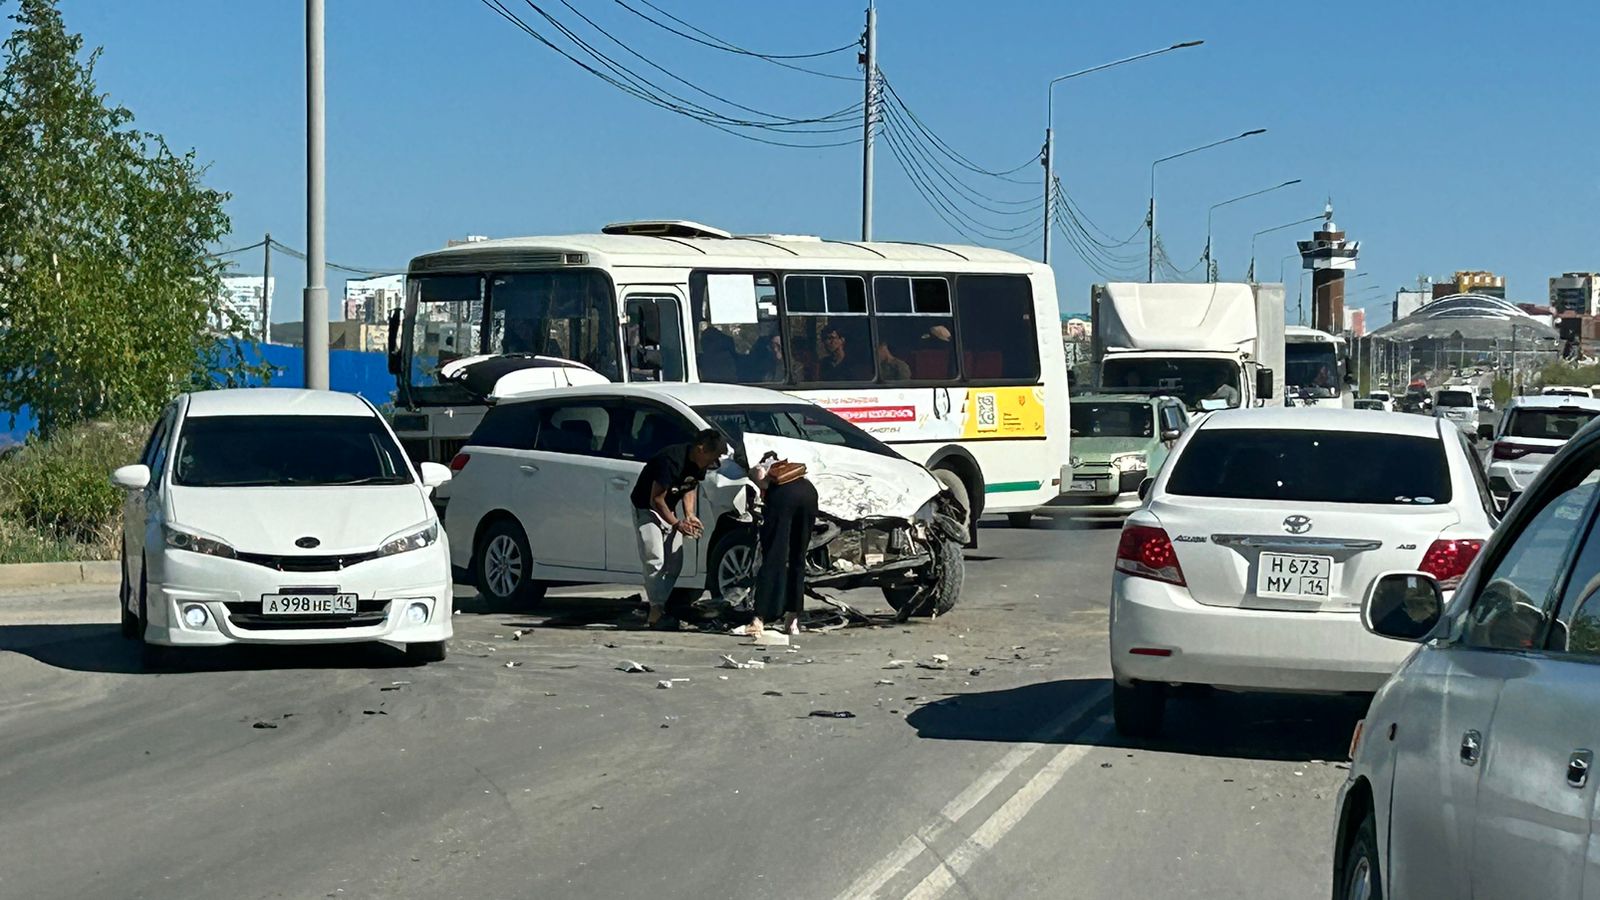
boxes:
[1007,511,1034,529]
[137,565,173,670]
[930,466,977,547]
[475,519,545,605]
[119,549,138,640]
[406,641,448,665]
[1112,681,1165,738]
[882,538,965,617]
[1340,811,1383,900]
[707,527,758,606]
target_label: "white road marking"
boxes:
[833,687,1108,900]
[902,725,1109,900]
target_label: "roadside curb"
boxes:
[0,561,119,589]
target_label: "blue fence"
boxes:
[1,343,397,446]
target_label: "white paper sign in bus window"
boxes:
[707,274,759,325]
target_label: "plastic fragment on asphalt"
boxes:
[718,675,729,680]
[808,710,856,719]
[363,709,388,716]
[875,679,894,685]
[968,667,983,676]
[718,654,747,669]
[656,680,673,689]
[763,690,783,697]
[504,661,520,669]
[617,660,653,673]
[512,630,524,640]
[745,659,766,669]
[252,721,277,729]
[883,659,911,669]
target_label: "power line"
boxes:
[879,116,1042,246]
[611,0,858,81]
[880,101,1041,218]
[1054,179,1145,248]
[266,239,400,276]
[878,72,1037,184]
[214,239,267,257]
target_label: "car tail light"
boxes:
[449,453,471,472]
[1419,538,1484,589]
[1492,441,1539,460]
[1116,524,1186,586]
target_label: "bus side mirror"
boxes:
[387,309,402,375]
[1256,367,1274,400]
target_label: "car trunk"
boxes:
[1148,494,1461,613]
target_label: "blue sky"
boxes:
[42,0,1600,326]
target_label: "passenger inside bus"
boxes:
[698,326,741,382]
[742,333,785,383]
[817,324,872,382]
[877,341,911,382]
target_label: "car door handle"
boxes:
[519,465,539,475]
[610,477,631,487]
[1568,750,1593,788]
[1460,730,1482,766]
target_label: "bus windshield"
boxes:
[1100,357,1241,411]
[1285,343,1339,398]
[405,270,620,404]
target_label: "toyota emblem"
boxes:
[1069,456,1082,468]
[295,536,321,549]
[1282,515,1312,535]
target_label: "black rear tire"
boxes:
[474,518,546,605]
[1007,511,1034,529]
[1112,681,1166,738]
[406,641,448,664]
[882,538,965,617]
[1339,810,1383,900]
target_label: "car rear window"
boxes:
[1507,408,1599,441]
[1436,391,1474,408]
[1167,428,1451,505]
[1071,402,1154,438]
[173,415,412,487]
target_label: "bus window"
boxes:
[784,274,872,384]
[956,274,1039,382]
[688,272,784,384]
[487,271,620,380]
[873,275,955,383]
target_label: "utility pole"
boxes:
[304,0,329,390]
[859,2,876,242]
[261,233,272,344]
[1041,126,1053,265]
[1146,196,1156,282]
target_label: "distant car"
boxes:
[111,389,456,667]
[1041,394,1189,518]
[1352,399,1386,411]
[1334,414,1600,900]
[1433,387,1480,435]
[1483,394,1600,505]
[1108,408,1496,737]
[1367,390,1393,408]
[1541,385,1591,399]
[442,383,969,616]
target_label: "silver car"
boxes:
[1335,415,1600,899]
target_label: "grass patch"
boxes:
[0,419,147,563]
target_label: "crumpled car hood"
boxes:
[737,434,941,521]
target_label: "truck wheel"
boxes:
[707,527,758,606]
[1112,681,1165,738]
[474,518,546,605]
[882,538,965,617]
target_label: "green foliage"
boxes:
[1538,361,1600,392]
[0,0,256,438]
[1492,377,1512,407]
[0,417,145,551]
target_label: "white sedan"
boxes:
[1109,407,1497,736]
[112,389,455,667]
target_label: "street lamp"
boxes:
[1247,214,1321,282]
[1204,178,1301,281]
[1042,40,1204,266]
[1148,128,1267,281]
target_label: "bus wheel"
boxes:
[1007,512,1034,529]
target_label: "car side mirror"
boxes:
[1363,572,1444,642]
[1137,477,1153,501]
[419,461,452,489]
[1256,367,1274,400]
[111,464,151,491]
[1476,423,1495,441]
[1161,429,1181,442]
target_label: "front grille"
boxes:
[234,550,381,572]
[224,599,391,630]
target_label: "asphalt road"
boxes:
[0,518,1360,900]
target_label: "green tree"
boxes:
[0,0,256,437]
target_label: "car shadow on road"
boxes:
[0,623,416,675]
[906,678,1366,763]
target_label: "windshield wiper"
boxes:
[326,475,412,486]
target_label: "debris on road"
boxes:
[883,659,911,669]
[808,710,856,719]
[511,629,525,640]
[362,709,388,716]
[504,661,521,669]
[251,721,277,729]
[656,680,673,690]
[916,655,949,671]
[717,655,765,670]
[968,667,983,676]
[762,690,783,697]
[616,660,653,673]
[875,678,895,685]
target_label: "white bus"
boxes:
[385,220,1071,526]
[1283,325,1353,408]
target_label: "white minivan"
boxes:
[1433,386,1479,435]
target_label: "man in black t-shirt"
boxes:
[631,428,728,627]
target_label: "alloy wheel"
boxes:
[1345,857,1372,900]
[717,543,756,605]
[484,534,524,598]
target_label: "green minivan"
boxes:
[1041,393,1190,519]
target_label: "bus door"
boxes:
[623,291,688,383]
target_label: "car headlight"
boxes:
[376,522,439,558]
[164,526,236,559]
[1113,454,1148,474]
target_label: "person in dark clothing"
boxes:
[747,455,819,639]
[817,325,867,382]
[630,429,727,628]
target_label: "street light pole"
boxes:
[1204,179,1300,282]
[1148,128,1267,281]
[1040,40,1203,265]
[1248,214,1322,283]
[304,0,329,390]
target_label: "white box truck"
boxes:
[1090,282,1285,413]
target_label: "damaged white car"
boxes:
[442,383,969,616]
